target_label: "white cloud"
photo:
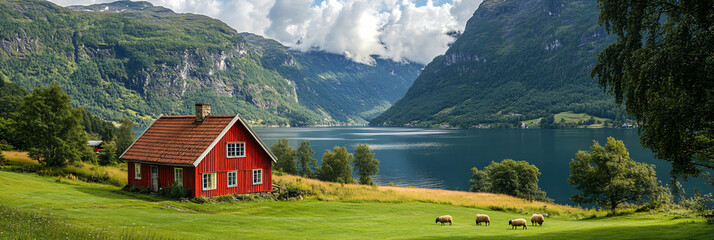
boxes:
[48,0,482,65]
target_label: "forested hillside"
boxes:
[0,0,420,126]
[372,0,628,128]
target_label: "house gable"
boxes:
[193,117,274,196]
[192,115,277,167]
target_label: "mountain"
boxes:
[371,0,623,128]
[240,33,422,124]
[0,0,420,126]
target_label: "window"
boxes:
[174,168,183,186]
[227,142,245,158]
[227,171,237,188]
[202,173,216,190]
[134,163,141,179]
[252,169,262,185]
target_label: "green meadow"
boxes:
[0,171,711,239]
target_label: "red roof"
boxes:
[120,115,236,166]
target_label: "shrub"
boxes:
[191,196,209,204]
[158,184,191,199]
[84,173,110,183]
[278,181,314,200]
[213,195,236,203]
[679,192,713,214]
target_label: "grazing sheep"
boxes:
[509,219,527,229]
[475,214,490,226]
[531,214,545,226]
[435,215,453,226]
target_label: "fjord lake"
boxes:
[136,127,709,205]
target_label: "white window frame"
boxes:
[226,142,246,158]
[134,163,141,179]
[252,169,262,185]
[174,168,183,186]
[202,173,216,190]
[227,171,237,188]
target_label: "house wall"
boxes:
[128,162,195,193]
[194,122,273,198]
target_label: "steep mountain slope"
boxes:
[372,0,622,128]
[0,0,420,126]
[0,0,321,126]
[240,33,422,124]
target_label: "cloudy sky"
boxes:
[48,0,482,65]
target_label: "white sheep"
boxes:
[475,214,490,226]
[531,214,544,226]
[509,219,527,229]
[435,215,453,225]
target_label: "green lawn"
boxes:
[0,171,711,239]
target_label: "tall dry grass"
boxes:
[274,174,584,215]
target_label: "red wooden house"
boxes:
[119,103,276,198]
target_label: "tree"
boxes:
[354,144,379,185]
[0,149,7,165]
[540,114,557,129]
[296,141,317,177]
[318,146,354,183]
[469,159,549,202]
[98,142,118,166]
[592,1,714,177]
[115,116,135,158]
[12,84,88,167]
[568,137,658,213]
[271,138,296,174]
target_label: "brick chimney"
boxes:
[195,103,211,122]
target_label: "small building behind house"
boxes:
[119,103,276,198]
[88,140,104,153]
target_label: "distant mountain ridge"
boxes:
[67,1,167,13]
[240,33,422,124]
[372,0,624,128]
[0,0,420,126]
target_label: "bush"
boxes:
[122,185,150,194]
[278,181,314,200]
[191,196,209,204]
[213,195,236,203]
[158,184,191,199]
[679,192,713,214]
[84,173,110,183]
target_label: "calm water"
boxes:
[135,126,711,205]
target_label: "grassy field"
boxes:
[0,170,712,239]
[525,112,612,128]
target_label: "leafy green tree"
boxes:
[469,159,549,201]
[318,146,354,184]
[354,144,379,185]
[0,149,7,165]
[12,84,88,167]
[271,138,297,174]
[115,116,135,158]
[592,1,714,176]
[540,114,557,129]
[98,142,118,166]
[568,137,658,212]
[296,141,317,177]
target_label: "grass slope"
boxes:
[0,171,712,239]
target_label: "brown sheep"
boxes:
[509,219,527,229]
[475,214,490,226]
[435,215,453,226]
[531,214,544,226]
